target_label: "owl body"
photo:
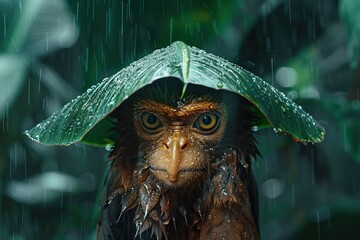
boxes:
[97,78,259,240]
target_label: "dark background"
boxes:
[1,0,360,239]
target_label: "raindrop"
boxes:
[217,81,223,88]
[105,144,112,151]
[108,100,115,107]
[272,127,282,133]
[280,105,286,113]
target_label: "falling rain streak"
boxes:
[3,14,6,37]
[316,211,321,240]
[1,0,359,239]
[288,0,292,23]
[27,78,30,105]
[170,17,173,45]
[38,68,42,92]
[120,1,124,64]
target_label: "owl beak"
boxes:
[164,136,189,182]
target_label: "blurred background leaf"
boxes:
[340,0,360,68]
[1,0,360,239]
[0,55,26,118]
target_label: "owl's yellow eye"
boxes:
[140,113,162,132]
[193,113,220,133]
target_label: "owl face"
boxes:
[102,79,259,240]
[134,99,227,187]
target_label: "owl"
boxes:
[97,78,259,240]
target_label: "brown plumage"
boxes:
[97,78,260,239]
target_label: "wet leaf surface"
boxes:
[25,41,325,146]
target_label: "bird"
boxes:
[96,77,260,240]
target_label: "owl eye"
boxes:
[140,113,163,132]
[193,112,220,133]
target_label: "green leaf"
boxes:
[25,41,325,146]
[6,0,78,56]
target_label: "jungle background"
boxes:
[1,0,360,239]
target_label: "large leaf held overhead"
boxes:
[25,41,325,146]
